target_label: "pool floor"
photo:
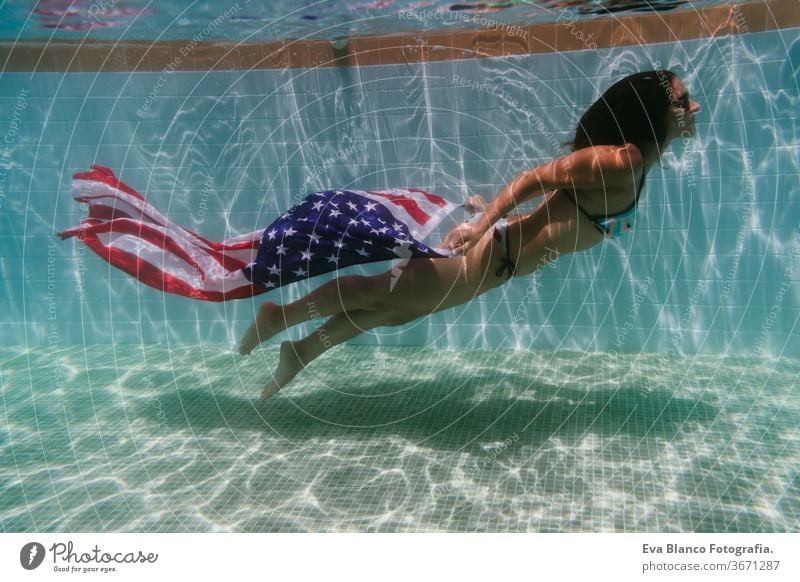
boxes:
[1,344,798,532]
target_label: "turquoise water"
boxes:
[1,0,798,534]
[4,27,799,352]
[0,0,711,42]
[2,345,798,532]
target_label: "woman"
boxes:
[239,70,701,400]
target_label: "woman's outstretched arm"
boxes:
[442,144,643,254]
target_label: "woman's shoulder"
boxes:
[514,143,644,196]
[573,144,644,175]
[545,144,643,192]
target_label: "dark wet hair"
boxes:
[569,70,679,155]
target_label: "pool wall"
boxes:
[1,0,798,356]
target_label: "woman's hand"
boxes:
[463,194,488,215]
[441,220,487,255]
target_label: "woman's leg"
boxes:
[240,251,479,355]
[240,274,379,354]
[260,307,426,400]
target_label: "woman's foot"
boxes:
[260,340,309,401]
[239,302,283,355]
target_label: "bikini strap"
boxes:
[493,217,516,280]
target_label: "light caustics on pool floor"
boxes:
[1,345,798,532]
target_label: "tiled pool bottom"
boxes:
[1,344,798,532]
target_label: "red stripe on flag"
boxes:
[78,219,209,277]
[80,232,264,302]
[86,203,137,222]
[180,227,261,253]
[75,180,260,254]
[406,188,450,208]
[365,190,431,224]
[75,192,168,227]
[57,219,103,240]
[80,218,251,273]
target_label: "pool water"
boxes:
[2,344,797,532]
[2,0,798,534]
[0,0,712,42]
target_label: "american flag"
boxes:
[58,166,460,302]
[243,187,459,290]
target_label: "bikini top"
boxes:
[567,172,646,238]
[593,200,638,238]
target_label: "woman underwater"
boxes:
[239,70,701,400]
